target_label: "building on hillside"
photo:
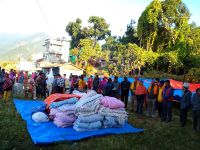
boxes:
[43,38,68,63]
[33,37,70,75]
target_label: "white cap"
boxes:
[183,82,189,88]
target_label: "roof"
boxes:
[39,61,64,68]
[60,63,84,71]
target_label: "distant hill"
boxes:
[0,33,49,61]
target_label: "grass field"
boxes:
[0,98,200,150]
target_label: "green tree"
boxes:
[102,36,118,51]
[70,39,102,67]
[66,16,111,49]
[88,16,111,46]
[137,0,162,51]
[138,0,190,52]
[65,18,84,48]
[119,19,139,45]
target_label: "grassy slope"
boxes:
[0,99,200,150]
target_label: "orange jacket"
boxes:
[78,79,86,90]
[147,85,158,95]
[135,85,147,95]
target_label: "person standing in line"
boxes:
[17,71,25,84]
[112,76,120,98]
[135,80,147,115]
[3,73,13,102]
[154,78,160,111]
[28,75,36,99]
[130,77,139,112]
[161,80,174,122]
[157,80,165,118]
[191,88,200,132]
[120,77,131,108]
[78,75,86,92]
[73,76,79,90]
[63,74,68,92]
[46,70,54,96]
[54,74,65,94]
[147,81,158,117]
[98,77,107,94]
[24,71,29,98]
[87,75,93,90]
[35,72,44,98]
[93,75,100,92]
[17,71,25,96]
[69,75,75,94]
[104,78,114,96]
[9,69,15,84]
[40,73,47,98]
[180,82,192,127]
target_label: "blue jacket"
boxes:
[192,93,200,111]
[180,90,192,109]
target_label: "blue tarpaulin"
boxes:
[14,99,144,144]
[111,77,183,101]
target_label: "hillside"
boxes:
[0,33,49,61]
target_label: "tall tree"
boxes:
[119,19,139,45]
[137,0,190,52]
[65,18,84,48]
[137,0,162,51]
[88,16,111,46]
[66,16,111,49]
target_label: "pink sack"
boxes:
[54,112,76,128]
[49,109,76,127]
[100,96,125,109]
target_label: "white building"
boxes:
[43,37,70,63]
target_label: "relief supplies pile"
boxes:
[31,91,128,132]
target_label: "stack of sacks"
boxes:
[72,90,87,97]
[75,91,103,116]
[73,90,104,131]
[79,90,97,100]
[73,114,104,131]
[49,97,78,128]
[99,96,128,128]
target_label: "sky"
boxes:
[0,0,199,38]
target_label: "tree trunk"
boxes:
[183,68,186,82]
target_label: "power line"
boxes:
[36,0,49,27]
[36,0,58,37]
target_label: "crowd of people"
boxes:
[0,68,68,101]
[0,68,200,132]
[70,75,200,132]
